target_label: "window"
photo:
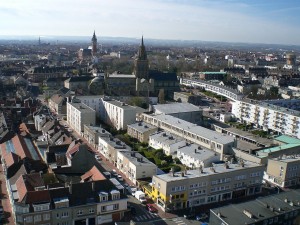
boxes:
[25,216,33,223]
[89,208,94,214]
[77,210,83,215]
[114,204,119,210]
[34,215,41,222]
[43,214,50,220]
[61,211,69,218]
[56,213,60,218]
[101,206,106,212]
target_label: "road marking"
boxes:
[135,217,140,221]
[177,223,186,225]
[142,215,148,220]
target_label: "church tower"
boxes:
[134,36,149,79]
[91,31,97,56]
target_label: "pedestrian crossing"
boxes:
[172,217,186,225]
[134,212,158,221]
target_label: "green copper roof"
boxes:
[256,135,300,158]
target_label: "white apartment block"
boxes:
[149,132,185,156]
[67,102,96,135]
[100,98,146,130]
[98,134,131,166]
[75,95,103,118]
[231,99,300,138]
[140,113,236,157]
[117,151,157,184]
[177,143,220,168]
[151,160,264,211]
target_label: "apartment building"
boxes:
[231,99,300,138]
[75,95,103,118]
[127,122,158,143]
[100,98,146,130]
[210,189,300,225]
[14,181,127,225]
[98,135,131,166]
[116,151,157,184]
[149,132,185,156]
[152,103,203,124]
[67,102,96,135]
[177,143,220,169]
[49,94,67,115]
[264,155,300,188]
[150,161,264,211]
[140,113,236,157]
[84,125,108,149]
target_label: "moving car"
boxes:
[146,204,158,213]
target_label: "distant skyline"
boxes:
[1,0,300,45]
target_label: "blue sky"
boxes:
[1,0,300,45]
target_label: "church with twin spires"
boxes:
[82,32,180,98]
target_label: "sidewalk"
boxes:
[0,164,15,225]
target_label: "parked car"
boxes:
[196,213,208,221]
[95,155,102,161]
[146,204,158,213]
[0,206,4,220]
[117,175,123,181]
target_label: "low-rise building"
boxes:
[210,189,300,225]
[84,125,108,149]
[14,180,128,225]
[49,94,67,115]
[149,132,185,156]
[127,122,158,143]
[98,135,131,166]
[152,103,203,124]
[177,143,220,169]
[67,102,96,135]
[100,98,146,130]
[117,151,157,184]
[141,113,236,157]
[150,160,264,211]
[264,155,300,188]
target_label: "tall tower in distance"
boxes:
[91,31,97,56]
[134,36,149,79]
[38,36,41,45]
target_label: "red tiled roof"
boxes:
[15,174,34,202]
[66,143,80,159]
[3,152,21,168]
[81,166,106,182]
[12,135,32,159]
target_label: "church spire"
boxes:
[138,36,147,60]
[92,30,97,41]
[92,31,97,56]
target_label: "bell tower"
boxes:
[91,31,97,56]
[134,36,149,79]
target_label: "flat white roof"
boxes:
[154,114,235,145]
[153,103,201,114]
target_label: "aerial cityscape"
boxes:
[1,1,300,225]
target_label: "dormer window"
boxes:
[99,192,108,202]
[111,190,120,200]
